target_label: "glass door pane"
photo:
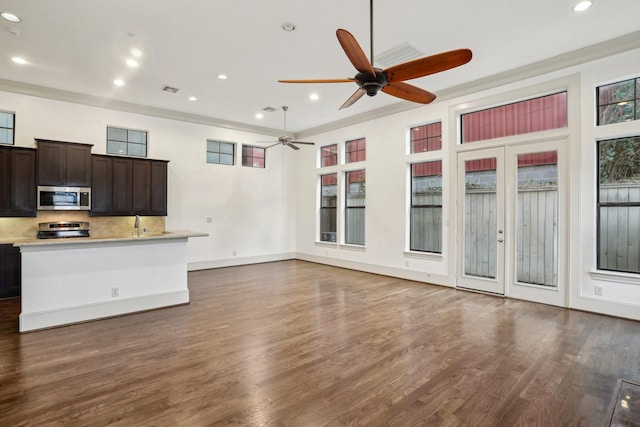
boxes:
[516,151,558,287]
[464,157,498,279]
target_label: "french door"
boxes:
[456,148,505,294]
[456,141,566,306]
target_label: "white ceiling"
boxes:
[1,0,639,136]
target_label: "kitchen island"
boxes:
[14,230,207,332]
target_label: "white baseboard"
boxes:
[295,253,453,287]
[19,290,189,332]
[188,252,296,271]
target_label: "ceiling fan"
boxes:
[278,0,472,110]
[260,106,314,150]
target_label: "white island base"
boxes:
[16,231,206,332]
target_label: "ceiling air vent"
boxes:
[375,41,425,68]
[263,106,277,112]
[161,85,180,93]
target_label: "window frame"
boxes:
[320,144,338,167]
[107,126,148,157]
[241,144,266,168]
[410,160,443,254]
[596,76,639,126]
[0,110,15,145]
[320,173,338,242]
[410,121,442,153]
[345,138,366,164]
[596,136,640,274]
[344,169,366,246]
[206,139,236,165]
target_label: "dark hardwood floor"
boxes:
[1,260,639,426]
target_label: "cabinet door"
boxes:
[0,148,9,213]
[112,157,133,214]
[10,149,37,216]
[0,245,21,299]
[37,141,66,185]
[66,144,91,186]
[150,161,168,216]
[132,160,151,214]
[90,155,113,215]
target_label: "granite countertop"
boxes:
[10,230,208,247]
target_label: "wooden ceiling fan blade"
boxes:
[291,141,315,145]
[278,78,354,83]
[382,82,436,104]
[285,142,300,150]
[385,49,473,82]
[336,29,376,75]
[339,88,366,110]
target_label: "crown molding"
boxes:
[0,78,284,138]
[296,29,640,139]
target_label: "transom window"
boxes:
[321,144,338,167]
[107,126,148,157]
[597,136,640,274]
[346,138,366,163]
[242,145,265,168]
[0,111,15,145]
[206,140,235,165]
[461,92,567,143]
[410,161,443,253]
[597,77,640,125]
[411,122,442,153]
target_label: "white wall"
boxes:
[2,46,640,322]
[1,91,297,268]
[295,48,640,321]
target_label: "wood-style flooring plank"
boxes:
[0,260,639,426]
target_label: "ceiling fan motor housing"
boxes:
[356,69,388,96]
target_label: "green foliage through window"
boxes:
[597,77,639,125]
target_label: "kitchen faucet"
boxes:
[134,215,141,237]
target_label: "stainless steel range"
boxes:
[37,221,90,239]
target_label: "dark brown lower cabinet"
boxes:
[0,245,21,299]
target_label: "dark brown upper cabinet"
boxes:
[36,139,92,186]
[91,154,167,216]
[0,146,37,217]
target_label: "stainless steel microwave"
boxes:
[37,186,91,211]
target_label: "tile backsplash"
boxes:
[0,212,165,239]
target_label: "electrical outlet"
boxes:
[111,287,119,298]
[594,285,603,296]
[233,250,237,256]
[206,217,213,223]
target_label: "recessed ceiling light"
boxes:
[310,93,319,101]
[217,74,228,80]
[130,48,142,58]
[255,113,264,119]
[113,79,125,87]
[1,12,21,23]
[573,1,592,11]
[281,22,296,32]
[11,57,27,65]
[189,96,197,101]
[126,58,139,68]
